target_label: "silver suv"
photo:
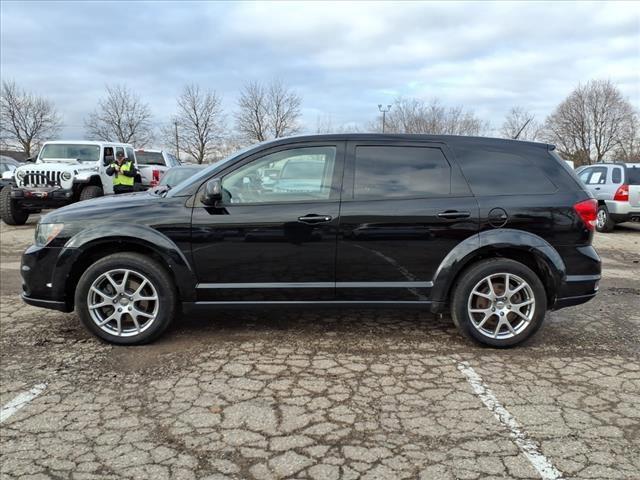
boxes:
[576,163,640,232]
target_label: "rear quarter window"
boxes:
[626,166,640,185]
[454,147,558,195]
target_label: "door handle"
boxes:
[437,210,471,219]
[298,214,333,224]
[594,187,601,190]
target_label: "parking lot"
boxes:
[0,218,638,480]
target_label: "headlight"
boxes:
[16,170,26,180]
[61,171,72,181]
[35,223,64,247]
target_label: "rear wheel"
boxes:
[75,253,176,345]
[79,185,103,201]
[451,258,547,347]
[0,187,29,225]
[596,205,615,232]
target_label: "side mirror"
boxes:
[26,157,35,163]
[201,178,222,206]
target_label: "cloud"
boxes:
[1,0,638,141]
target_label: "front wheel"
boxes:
[79,185,104,202]
[596,205,615,233]
[451,258,547,347]
[0,187,29,225]
[75,253,176,345]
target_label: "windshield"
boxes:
[166,143,258,197]
[159,167,202,187]
[40,144,100,162]
[136,151,165,166]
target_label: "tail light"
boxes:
[574,198,598,231]
[613,184,629,201]
[150,169,160,187]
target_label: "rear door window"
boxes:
[612,167,622,184]
[353,146,451,199]
[125,147,136,162]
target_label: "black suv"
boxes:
[21,135,601,347]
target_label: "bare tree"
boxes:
[235,79,302,142]
[85,84,154,146]
[162,84,225,164]
[613,112,640,162]
[235,81,269,142]
[0,80,62,157]
[268,79,302,138]
[542,79,636,166]
[382,97,488,136]
[501,106,541,141]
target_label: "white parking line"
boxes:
[0,383,47,423]
[456,362,563,480]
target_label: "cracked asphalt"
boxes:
[1,217,639,480]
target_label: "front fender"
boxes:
[430,228,566,308]
[53,222,196,302]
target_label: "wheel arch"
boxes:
[430,229,566,312]
[72,176,103,196]
[55,224,196,309]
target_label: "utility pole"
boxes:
[378,104,392,133]
[174,120,180,160]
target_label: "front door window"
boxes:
[222,146,337,204]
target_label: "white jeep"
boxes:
[1,140,140,225]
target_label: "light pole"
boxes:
[174,120,180,160]
[378,104,392,133]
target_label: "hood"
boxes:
[17,162,85,172]
[42,190,158,224]
[38,157,83,164]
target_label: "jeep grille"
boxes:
[20,170,62,188]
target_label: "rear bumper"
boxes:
[552,245,601,311]
[553,274,600,310]
[605,199,640,222]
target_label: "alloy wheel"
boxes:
[467,273,535,340]
[87,269,159,337]
[596,209,607,230]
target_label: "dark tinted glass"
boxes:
[612,167,622,184]
[125,147,135,162]
[136,151,165,165]
[455,147,557,195]
[626,166,640,185]
[354,146,450,199]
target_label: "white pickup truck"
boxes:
[135,149,181,188]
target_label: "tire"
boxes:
[79,185,103,202]
[451,258,547,348]
[0,186,29,225]
[75,252,176,345]
[596,205,615,233]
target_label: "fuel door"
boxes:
[488,207,508,228]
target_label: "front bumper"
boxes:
[605,199,640,222]
[20,244,74,312]
[11,187,74,208]
[21,293,70,312]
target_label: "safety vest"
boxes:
[111,161,135,186]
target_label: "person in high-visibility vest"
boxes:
[106,151,137,194]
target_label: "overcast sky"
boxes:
[1,0,639,142]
